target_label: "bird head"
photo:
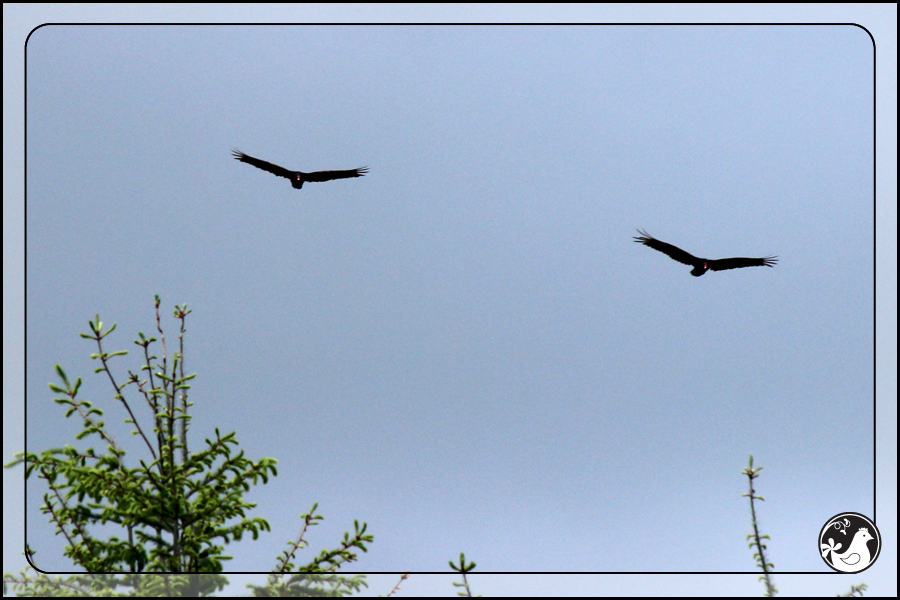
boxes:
[690,262,709,277]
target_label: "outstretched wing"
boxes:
[232,149,294,179]
[303,166,369,183]
[633,229,700,266]
[708,256,778,271]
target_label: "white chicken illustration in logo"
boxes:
[821,527,874,572]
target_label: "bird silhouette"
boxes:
[634,229,777,276]
[232,149,368,190]
[821,527,875,572]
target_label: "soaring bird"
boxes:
[634,229,777,276]
[232,149,368,189]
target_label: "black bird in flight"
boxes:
[634,229,777,277]
[232,149,368,189]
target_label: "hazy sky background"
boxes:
[4,4,896,597]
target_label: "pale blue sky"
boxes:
[4,4,896,597]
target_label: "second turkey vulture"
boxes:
[232,149,368,189]
[634,229,777,276]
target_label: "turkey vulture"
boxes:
[232,149,368,189]
[634,229,777,276]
